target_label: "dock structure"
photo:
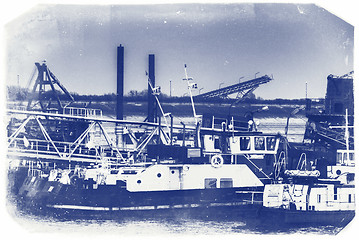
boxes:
[194,75,272,99]
[26,61,74,112]
[325,72,354,115]
[304,71,354,149]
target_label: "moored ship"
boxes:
[260,148,355,224]
[6,48,354,228]
[259,72,355,225]
[6,49,283,215]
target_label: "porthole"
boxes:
[336,169,342,175]
[157,173,162,178]
[137,180,141,184]
[171,170,175,174]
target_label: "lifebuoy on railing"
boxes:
[70,175,80,186]
[211,154,224,168]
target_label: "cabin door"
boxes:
[169,168,181,190]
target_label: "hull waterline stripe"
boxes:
[47,202,253,211]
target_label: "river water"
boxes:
[7,203,354,237]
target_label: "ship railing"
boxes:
[8,105,27,111]
[62,107,103,118]
[263,199,355,209]
[7,137,129,163]
[26,160,44,177]
[7,104,59,113]
[8,148,133,165]
[6,105,103,118]
[236,190,263,205]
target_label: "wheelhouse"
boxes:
[229,135,280,155]
[336,149,355,166]
[202,132,280,155]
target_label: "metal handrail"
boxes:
[63,106,103,118]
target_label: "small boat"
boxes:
[261,180,355,224]
[259,109,355,225]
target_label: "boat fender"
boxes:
[211,154,224,168]
[70,175,81,186]
[311,170,320,177]
[56,172,62,179]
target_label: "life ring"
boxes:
[70,175,81,187]
[211,154,224,168]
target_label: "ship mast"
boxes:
[183,64,199,124]
[146,72,171,144]
[329,108,353,165]
[345,109,350,164]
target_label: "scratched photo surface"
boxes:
[3,2,356,237]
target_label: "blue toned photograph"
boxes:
[3,2,356,236]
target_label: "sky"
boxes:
[4,3,354,99]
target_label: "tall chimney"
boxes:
[116,45,124,147]
[148,54,157,122]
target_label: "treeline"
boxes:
[6,86,324,105]
[7,86,29,101]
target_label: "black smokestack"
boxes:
[117,45,124,120]
[148,54,156,122]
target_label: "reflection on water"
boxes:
[9,202,349,236]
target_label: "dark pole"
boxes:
[116,45,124,147]
[148,54,156,122]
[170,114,173,146]
[180,122,186,147]
[116,45,124,121]
[170,80,172,97]
[158,114,161,144]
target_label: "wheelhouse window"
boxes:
[214,137,220,150]
[337,151,355,165]
[334,187,338,200]
[254,137,265,150]
[349,152,355,161]
[336,152,343,164]
[240,137,251,151]
[266,137,276,150]
[204,178,217,189]
[220,178,233,188]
